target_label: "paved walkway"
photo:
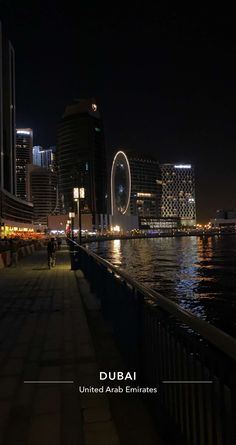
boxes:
[0,245,162,445]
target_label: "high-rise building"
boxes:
[16,128,33,200]
[127,151,161,219]
[110,150,162,231]
[0,23,33,236]
[160,163,196,226]
[57,99,107,225]
[33,145,56,171]
[27,165,57,225]
[0,22,16,194]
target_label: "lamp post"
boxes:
[69,212,75,240]
[73,187,85,245]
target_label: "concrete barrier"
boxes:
[1,250,11,266]
[0,242,44,269]
[0,254,5,269]
[18,247,25,258]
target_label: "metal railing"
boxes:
[69,239,236,445]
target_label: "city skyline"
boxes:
[1,3,236,221]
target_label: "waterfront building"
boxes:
[110,149,164,231]
[211,209,236,228]
[0,23,33,236]
[27,165,57,225]
[110,150,138,231]
[57,99,107,227]
[160,163,196,226]
[0,188,34,237]
[33,145,56,171]
[0,22,16,194]
[16,128,33,200]
[127,151,161,219]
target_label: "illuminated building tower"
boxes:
[127,151,161,219]
[160,163,196,226]
[33,145,57,171]
[27,165,57,225]
[57,99,107,226]
[16,128,33,200]
[111,150,161,219]
[0,22,16,194]
[0,22,33,236]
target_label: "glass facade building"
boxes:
[27,165,57,225]
[0,22,16,195]
[16,129,33,200]
[33,145,56,171]
[160,163,196,226]
[127,151,161,219]
[57,99,107,225]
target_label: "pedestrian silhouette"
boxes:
[47,238,56,269]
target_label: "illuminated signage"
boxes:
[16,130,31,135]
[174,165,191,169]
[137,193,152,197]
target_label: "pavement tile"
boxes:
[0,401,12,428]
[1,359,24,376]
[83,406,111,423]
[39,366,61,381]
[3,405,32,445]
[33,387,61,414]
[27,413,60,445]
[61,392,84,445]
[0,377,18,399]
[14,383,35,408]
[84,420,120,445]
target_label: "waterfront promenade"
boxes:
[0,246,162,445]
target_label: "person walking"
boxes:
[47,237,56,269]
[57,237,62,250]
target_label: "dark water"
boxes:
[88,235,236,338]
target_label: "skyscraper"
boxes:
[127,151,161,219]
[0,22,34,236]
[110,149,164,231]
[160,163,196,226]
[16,128,33,200]
[0,22,16,194]
[33,145,56,171]
[27,165,57,225]
[57,99,107,225]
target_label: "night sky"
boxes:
[1,1,236,222]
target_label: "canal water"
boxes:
[88,235,236,338]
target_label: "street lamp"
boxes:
[69,212,75,240]
[73,187,85,244]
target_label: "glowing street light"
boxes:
[73,187,85,244]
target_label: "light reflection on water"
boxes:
[89,235,236,337]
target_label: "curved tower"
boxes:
[111,150,131,216]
